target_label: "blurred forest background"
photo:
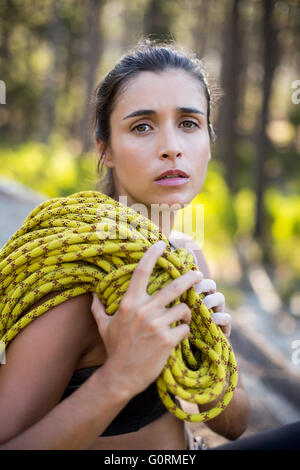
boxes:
[0,0,300,443]
[1,0,299,310]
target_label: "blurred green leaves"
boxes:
[0,141,299,297]
[265,189,300,277]
[0,140,97,198]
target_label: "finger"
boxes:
[153,270,203,309]
[91,293,109,334]
[218,324,231,338]
[125,240,167,300]
[167,323,190,350]
[211,312,232,338]
[202,292,225,312]
[160,302,192,326]
[224,325,231,338]
[194,279,216,295]
[211,312,232,326]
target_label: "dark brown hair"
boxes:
[92,38,218,197]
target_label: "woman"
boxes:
[0,39,250,450]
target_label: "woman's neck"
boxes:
[112,191,176,240]
[154,209,176,240]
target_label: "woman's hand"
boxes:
[90,241,202,399]
[194,275,232,339]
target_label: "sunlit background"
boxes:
[0,0,300,446]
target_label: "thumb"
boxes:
[91,292,109,335]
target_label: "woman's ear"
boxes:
[95,138,114,168]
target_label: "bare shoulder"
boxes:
[0,291,98,444]
[169,230,211,278]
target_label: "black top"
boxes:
[58,366,168,436]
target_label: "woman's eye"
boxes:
[132,123,151,133]
[181,120,199,129]
[131,120,199,133]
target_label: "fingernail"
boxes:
[211,312,220,318]
[156,240,166,249]
[194,270,203,275]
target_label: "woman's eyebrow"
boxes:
[122,107,205,120]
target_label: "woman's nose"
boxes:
[158,128,183,160]
[160,150,182,160]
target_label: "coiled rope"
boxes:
[0,190,238,423]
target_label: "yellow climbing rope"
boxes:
[0,190,238,423]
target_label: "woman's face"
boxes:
[97,69,211,212]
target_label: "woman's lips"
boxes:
[154,176,190,186]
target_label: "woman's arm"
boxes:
[169,232,250,439]
[197,365,250,440]
[0,292,131,450]
[0,360,131,450]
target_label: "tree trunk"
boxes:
[191,0,209,59]
[77,0,105,154]
[254,0,280,241]
[143,0,172,41]
[38,0,63,143]
[215,0,242,194]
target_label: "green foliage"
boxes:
[198,163,237,252]
[0,140,299,298]
[265,189,300,277]
[0,140,98,198]
[234,188,256,237]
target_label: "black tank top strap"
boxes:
[168,240,177,250]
